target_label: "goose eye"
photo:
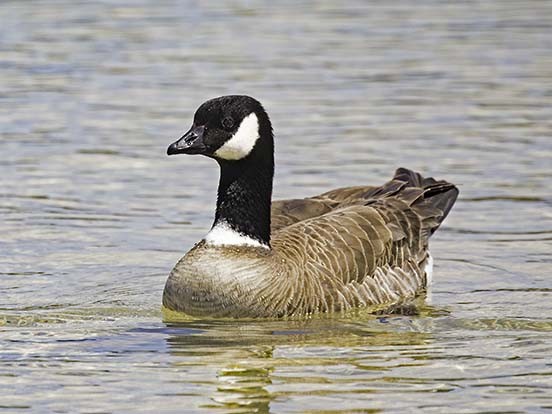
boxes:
[222,116,234,130]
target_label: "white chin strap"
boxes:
[214,113,259,160]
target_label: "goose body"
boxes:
[163,96,458,318]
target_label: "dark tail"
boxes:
[364,168,458,237]
[393,167,459,234]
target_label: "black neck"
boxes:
[213,125,274,247]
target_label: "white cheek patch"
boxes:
[214,113,259,160]
[205,222,269,249]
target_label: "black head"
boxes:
[167,95,272,161]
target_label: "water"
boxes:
[1,0,551,412]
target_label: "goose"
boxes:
[163,95,458,318]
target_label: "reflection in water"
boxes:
[214,362,274,413]
[165,318,432,413]
[161,314,552,412]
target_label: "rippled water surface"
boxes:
[1,1,552,412]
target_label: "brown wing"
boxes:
[314,185,378,204]
[272,168,458,288]
[270,185,377,232]
[273,204,422,287]
[271,198,337,232]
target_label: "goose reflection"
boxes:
[163,311,437,413]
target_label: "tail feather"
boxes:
[393,168,459,235]
[365,168,459,238]
[394,167,440,188]
[418,182,459,226]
